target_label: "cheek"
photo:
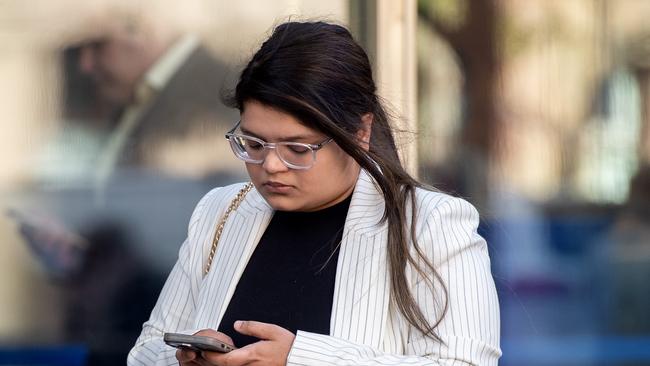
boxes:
[245,164,263,184]
[103,51,137,83]
[302,155,357,193]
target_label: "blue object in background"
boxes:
[0,345,87,366]
[547,214,615,255]
[501,336,650,365]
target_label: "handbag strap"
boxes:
[204,182,254,277]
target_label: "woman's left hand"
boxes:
[201,321,295,366]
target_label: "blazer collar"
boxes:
[330,169,391,347]
[237,183,272,215]
[344,169,386,235]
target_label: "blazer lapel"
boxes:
[194,186,274,329]
[330,170,391,348]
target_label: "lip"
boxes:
[262,181,294,194]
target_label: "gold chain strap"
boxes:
[204,182,254,277]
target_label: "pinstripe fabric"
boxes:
[127,170,501,365]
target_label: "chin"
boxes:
[262,194,300,212]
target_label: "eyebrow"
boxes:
[239,126,320,142]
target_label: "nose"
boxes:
[261,148,289,174]
[78,46,96,75]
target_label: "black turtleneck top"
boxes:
[217,194,352,347]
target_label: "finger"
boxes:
[194,328,235,345]
[201,345,252,366]
[195,356,218,366]
[176,347,198,363]
[234,320,290,340]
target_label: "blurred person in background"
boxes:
[35,11,240,191]
[10,9,242,365]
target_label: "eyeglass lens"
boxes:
[231,135,315,168]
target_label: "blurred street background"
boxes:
[1,0,649,365]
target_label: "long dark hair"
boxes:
[226,21,447,340]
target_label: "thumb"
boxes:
[234,320,289,340]
[175,348,198,363]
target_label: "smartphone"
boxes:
[163,333,236,353]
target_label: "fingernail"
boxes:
[234,320,242,329]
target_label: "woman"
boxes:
[128,21,501,366]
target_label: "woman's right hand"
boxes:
[175,329,235,366]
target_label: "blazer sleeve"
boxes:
[127,187,222,366]
[286,196,501,366]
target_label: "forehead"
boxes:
[240,100,322,140]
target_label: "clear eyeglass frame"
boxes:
[224,121,334,170]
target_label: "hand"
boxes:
[176,329,235,366]
[199,321,295,366]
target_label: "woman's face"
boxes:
[240,100,360,212]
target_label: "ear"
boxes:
[356,113,373,151]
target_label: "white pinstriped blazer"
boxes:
[128,170,501,365]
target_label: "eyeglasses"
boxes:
[225,121,334,170]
